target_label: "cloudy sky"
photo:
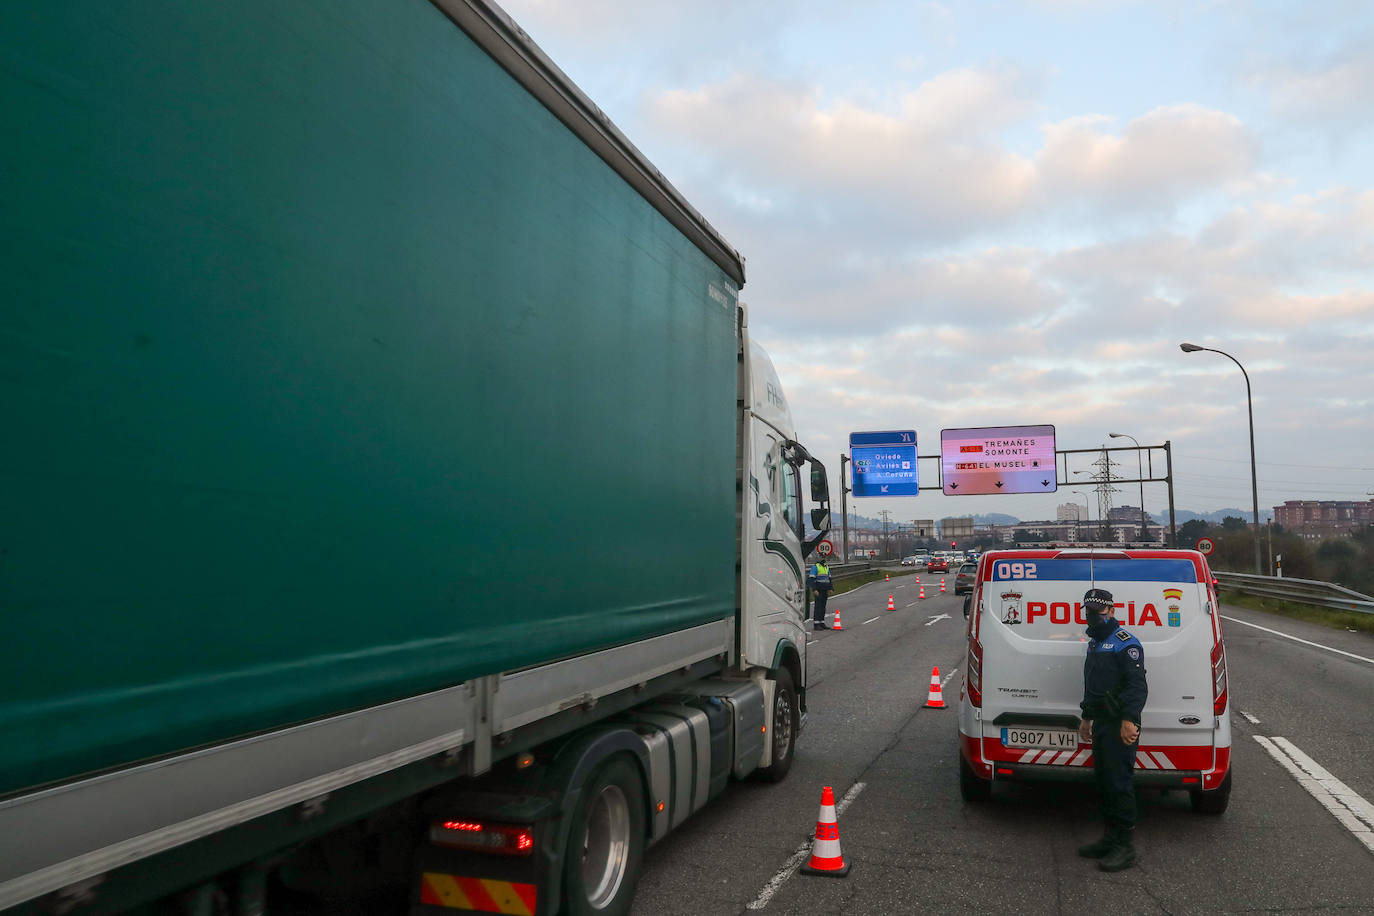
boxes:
[499,0,1374,525]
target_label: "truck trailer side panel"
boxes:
[1,0,739,797]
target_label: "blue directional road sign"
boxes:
[849,430,919,497]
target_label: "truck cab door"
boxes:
[743,429,807,642]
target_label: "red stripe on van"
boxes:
[979,739,1214,770]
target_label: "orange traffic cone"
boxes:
[924,667,946,708]
[918,583,926,599]
[886,595,896,611]
[800,786,851,877]
[940,578,946,593]
[831,609,843,631]
[915,575,921,584]
[885,573,890,582]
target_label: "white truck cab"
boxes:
[958,548,1232,814]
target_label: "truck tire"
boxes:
[757,668,798,783]
[1190,771,1231,814]
[563,756,646,916]
[958,750,991,802]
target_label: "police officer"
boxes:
[807,557,833,629]
[1076,588,1148,872]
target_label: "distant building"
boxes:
[1107,505,1155,524]
[984,520,1164,546]
[940,517,975,541]
[1273,500,1374,539]
[1056,503,1083,522]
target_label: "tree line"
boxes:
[1178,517,1374,596]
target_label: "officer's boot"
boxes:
[1098,827,1136,872]
[1076,826,1115,858]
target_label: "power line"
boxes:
[1178,453,1374,472]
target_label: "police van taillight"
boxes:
[1210,640,1228,715]
[967,639,983,708]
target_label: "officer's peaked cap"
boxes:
[1083,588,1115,609]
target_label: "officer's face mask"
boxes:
[1084,593,1116,638]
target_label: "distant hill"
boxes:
[974,513,1020,526]
[1174,508,1274,524]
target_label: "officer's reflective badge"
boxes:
[1126,646,1141,662]
[1001,590,1023,625]
[1116,628,1131,641]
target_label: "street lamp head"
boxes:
[1179,342,1204,353]
[1108,432,1124,438]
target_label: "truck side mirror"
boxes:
[810,461,828,503]
[811,508,830,530]
[962,594,972,619]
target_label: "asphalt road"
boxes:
[628,579,1374,915]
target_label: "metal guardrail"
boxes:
[826,562,875,582]
[1213,571,1374,615]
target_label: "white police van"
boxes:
[957,548,1232,813]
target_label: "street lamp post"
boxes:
[1180,343,1262,574]
[1109,432,1149,543]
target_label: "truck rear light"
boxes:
[429,820,535,856]
[1210,640,1228,715]
[967,639,983,708]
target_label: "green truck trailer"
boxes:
[0,1,831,913]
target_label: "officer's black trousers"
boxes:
[812,590,828,623]
[1092,722,1137,829]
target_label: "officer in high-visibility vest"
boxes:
[807,559,833,630]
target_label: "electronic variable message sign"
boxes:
[940,425,1057,495]
[849,430,918,497]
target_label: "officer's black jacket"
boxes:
[1080,622,1148,725]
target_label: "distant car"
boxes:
[955,562,977,594]
[926,556,948,573]
[901,556,917,566]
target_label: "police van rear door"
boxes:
[982,551,1215,771]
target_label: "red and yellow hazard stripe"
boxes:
[420,873,537,915]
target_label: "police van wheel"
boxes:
[958,752,991,802]
[1189,771,1231,814]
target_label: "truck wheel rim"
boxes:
[774,690,793,761]
[581,783,630,908]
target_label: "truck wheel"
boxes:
[563,757,646,916]
[1190,771,1231,814]
[958,751,991,802]
[757,668,798,783]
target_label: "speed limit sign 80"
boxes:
[1195,537,1215,555]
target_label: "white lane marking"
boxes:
[1221,615,1374,666]
[745,782,866,910]
[1240,711,1261,725]
[806,640,816,647]
[893,584,905,589]
[905,602,917,608]
[925,613,951,627]
[861,616,880,626]
[941,667,958,686]
[1254,736,1374,853]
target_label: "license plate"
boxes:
[1000,727,1078,750]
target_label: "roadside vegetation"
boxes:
[1183,518,1374,597]
[1218,590,1373,634]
